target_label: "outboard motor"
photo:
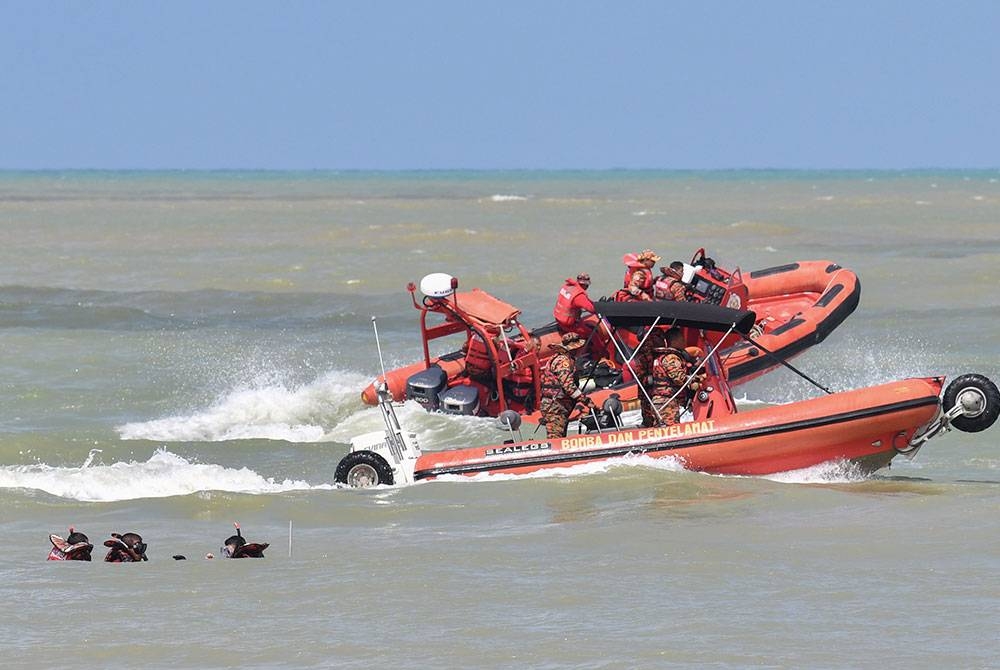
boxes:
[405,366,448,410]
[438,384,481,415]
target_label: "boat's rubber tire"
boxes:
[943,374,1000,433]
[335,451,394,488]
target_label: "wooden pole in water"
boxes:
[288,520,292,558]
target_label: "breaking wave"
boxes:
[488,194,528,202]
[0,449,325,502]
[118,370,370,442]
[435,452,686,484]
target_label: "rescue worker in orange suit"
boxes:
[654,261,687,301]
[631,327,666,427]
[650,327,704,427]
[624,249,660,301]
[554,272,611,359]
[553,273,596,337]
[539,332,595,438]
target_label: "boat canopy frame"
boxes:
[593,299,757,334]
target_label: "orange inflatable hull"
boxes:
[722,260,861,383]
[410,378,943,480]
[362,260,860,417]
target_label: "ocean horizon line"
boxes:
[1,166,998,177]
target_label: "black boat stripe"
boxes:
[815,283,844,308]
[749,263,800,279]
[413,394,938,479]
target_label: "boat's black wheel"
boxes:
[335,451,394,488]
[943,374,1000,433]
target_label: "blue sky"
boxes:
[2,1,998,169]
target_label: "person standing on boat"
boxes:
[633,327,666,427]
[654,261,687,301]
[553,272,596,336]
[650,328,701,427]
[540,332,594,438]
[553,272,610,359]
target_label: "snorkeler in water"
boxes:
[47,527,94,561]
[221,521,268,558]
[103,532,148,562]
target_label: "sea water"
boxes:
[1,170,998,669]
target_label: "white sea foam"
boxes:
[0,449,323,502]
[435,452,686,484]
[489,194,528,202]
[762,459,871,484]
[118,370,370,443]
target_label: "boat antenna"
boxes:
[372,316,389,386]
[742,335,832,394]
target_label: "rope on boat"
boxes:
[742,335,833,395]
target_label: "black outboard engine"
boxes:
[438,384,481,415]
[405,366,448,410]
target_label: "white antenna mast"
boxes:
[372,316,388,385]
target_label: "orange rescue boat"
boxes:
[338,301,999,486]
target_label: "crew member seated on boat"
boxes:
[650,328,704,427]
[47,527,94,561]
[653,261,687,301]
[104,532,148,562]
[615,249,660,302]
[540,332,595,439]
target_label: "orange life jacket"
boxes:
[464,334,493,377]
[654,273,684,301]
[622,266,652,290]
[553,279,586,327]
